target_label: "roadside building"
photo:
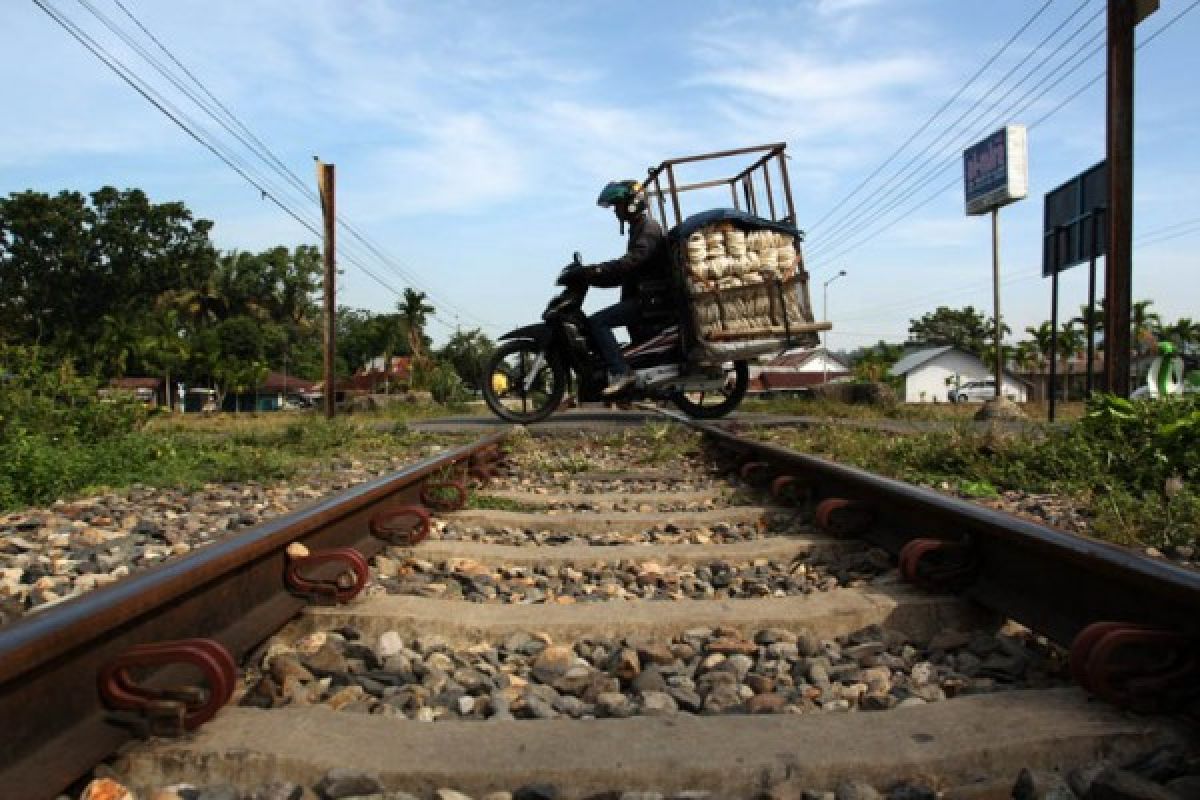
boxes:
[889,346,1029,404]
[748,348,851,394]
[106,377,165,408]
[223,371,318,412]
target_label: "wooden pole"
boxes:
[1104,0,1135,396]
[317,160,336,419]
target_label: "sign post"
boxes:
[964,125,1028,416]
[1042,161,1108,420]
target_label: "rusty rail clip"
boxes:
[285,546,369,604]
[1070,621,1199,712]
[97,638,236,735]
[813,497,873,537]
[370,506,432,547]
[898,537,980,592]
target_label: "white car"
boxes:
[948,379,997,403]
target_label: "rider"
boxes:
[577,179,670,396]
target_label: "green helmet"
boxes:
[596,180,645,215]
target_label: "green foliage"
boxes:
[468,493,539,512]
[756,393,1200,548]
[907,305,1006,357]
[1078,393,1200,492]
[438,328,495,389]
[1,187,323,390]
[423,361,468,406]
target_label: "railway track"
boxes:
[1,418,1198,800]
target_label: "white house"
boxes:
[889,346,1029,404]
[749,348,851,392]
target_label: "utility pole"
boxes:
[991,208,1003,399]
[822,270,847,385]
[317,159,336,419]
[1105,0,1157,395]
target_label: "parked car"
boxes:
[948,379,996,403]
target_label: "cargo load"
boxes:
[670,209,821,364]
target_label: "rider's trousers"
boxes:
[586,299,640,376]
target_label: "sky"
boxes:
[3,0,1198,351]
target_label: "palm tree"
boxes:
[1161,317,1200,354]
[1025,322,1055,370]
[1058,320,1085,400]
[398,289,435,361]
[1130,299,1161,356]
[1072,302,1105,337]
[1013,340,1040,374]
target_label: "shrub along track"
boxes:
[0,419,1198,800]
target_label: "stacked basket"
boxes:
[680,222,814,350]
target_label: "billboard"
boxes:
[1042,161,1107,277]
[963,125,1028,216]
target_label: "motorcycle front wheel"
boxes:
[482,340,567,424]
[672,360,749,419]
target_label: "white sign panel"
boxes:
[964,125,1028,216]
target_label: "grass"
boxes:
[740,395,1088,422]
[749,409,1198,551]
[467,493,542,512]
[0,411,474,512]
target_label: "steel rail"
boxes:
[0,430,508,800]
[660,410,1200,647]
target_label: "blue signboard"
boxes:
[963,126,1028,215]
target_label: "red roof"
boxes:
[259,371,318,392]
[109,377,163,390]
[751,371,848,391]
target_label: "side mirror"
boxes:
[573,251,583,267]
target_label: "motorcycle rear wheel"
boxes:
[672,361,749,419]
[482,340,567,424]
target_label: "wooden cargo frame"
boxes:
[643,143,797,230]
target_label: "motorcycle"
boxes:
[481,253,749,424]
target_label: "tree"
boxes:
[1162,317,1200,353]
[907,305,1005,356]
[398,289,435,361]
[851,340,904,384]
[1025,322,1055,369]
[438,328,495,389]
[1130,299,1161,356]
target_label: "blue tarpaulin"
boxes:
[667,208,804,242]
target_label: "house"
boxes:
[889,346,1029,403]
[748,348,851,394]
[223,371,319,412]
[106,377,166,407]
[340,356,414,392]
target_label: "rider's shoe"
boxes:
[601,371,636,397]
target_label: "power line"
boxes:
[807,0,1057,234]
[810,3,1103,260]
[810,1,1099,252]
[104,0,499,333]
[33,0,454,320]
[808,27,1105,270]
[807,0,1200,271]
[53,0,498,333]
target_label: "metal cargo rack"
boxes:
[643,142,797,231]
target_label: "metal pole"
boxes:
[991,208,1003,399]
[822,271,845,385]
[318,161,336,420]
[1105,0,1135,396]
[1049,226,1066,421]
[823,281,829,386]
[1085,208,1102,399]
[1050,265,1060,422]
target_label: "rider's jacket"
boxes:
[587,215,670,305]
